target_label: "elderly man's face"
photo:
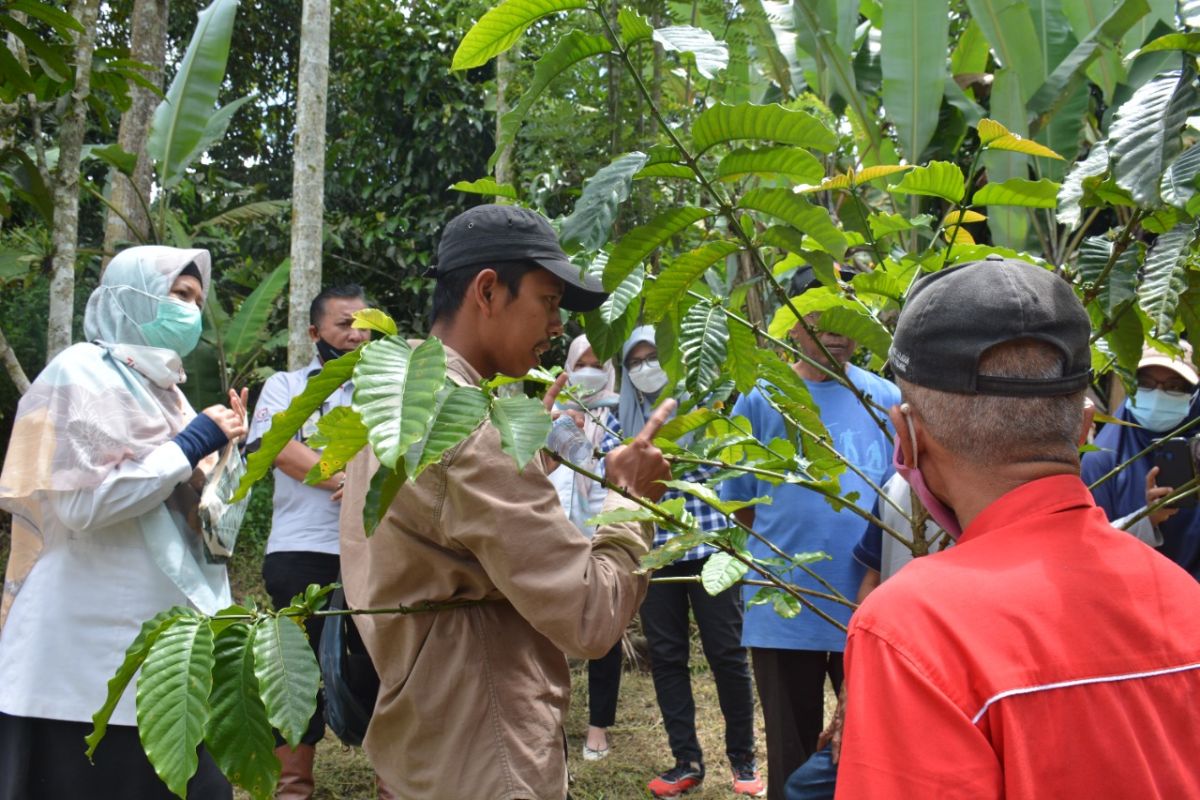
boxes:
[790,312,856,369]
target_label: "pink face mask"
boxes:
[892,405,963,540]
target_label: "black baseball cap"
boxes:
[890,254,1092,396]
[431,204,607,312]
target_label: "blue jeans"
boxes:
[784,745,837,800]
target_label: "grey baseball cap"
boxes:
[890,254,1092,396]
[431,204,607,312]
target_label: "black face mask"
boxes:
[316,337,351,363]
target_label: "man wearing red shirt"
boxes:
[836,255,1200,799]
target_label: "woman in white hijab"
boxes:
[546,334,626,761]
[0,246,246,799]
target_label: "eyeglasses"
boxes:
[625,355,659,370]
[1137,375,1195,395]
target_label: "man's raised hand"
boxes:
[605,398,676,501]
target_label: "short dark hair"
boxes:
[310,284,367,326]
[429,261,539,325]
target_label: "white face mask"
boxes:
[568,366,609,397]
[627,359,669,394]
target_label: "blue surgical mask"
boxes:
[1129,388,1193,433]
[140,296,203,356]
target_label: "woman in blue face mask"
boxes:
[1081,345,1200,580]
[0,246,246,799]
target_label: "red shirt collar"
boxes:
[958,473,1095,545]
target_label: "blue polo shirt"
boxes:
[720,364,900,652]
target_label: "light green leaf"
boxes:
[701,551,749,595]
[602,207,711,291]
[353,337,448,470]
[588,505,664,526]
[726,318,759,394]
[653,25,729,79]
[973,177,1061,207]
[964,0,1045,101]
[146,0,240,190]
[692,102,837,155]
[87,608,193,759]
[449,177,518,199]
[656,408,721,442]
[253,616,319,748]
[582,304,639,363]
[663,479,772,515]
[738,188,847,258]
[561,152,649,252]
[136,616,215,797]
[490,30,611,171]
[888,161,965,203]
[363,465,405,538]
[881,0,949,161]
[452,0,588,70]
[1109,67,1199,206]
[234,349,362,501]
[817,306,893,361]
[868,212,920,239]
[618,8,653,44]
[351,308,398,336]
[715,146,824,185]
[599,266,644,325]
[681,303,728,397]
[204,624,278,799]
[1135,31,1200,55]
[403,385,490,478]
[222,259,289,362]
[772,590,803,618]
[489,395,553,470]
[303,407,368,482]
[171,94,254,187]
[644,241,740,323]
[754,353,842,479]
[641,529,720,570]
[636,163,695,180]
[1139,221,1199,335]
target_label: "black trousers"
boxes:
[0,712,231,800]
[263,550,341,747]
[750,648,844,800]
[640,556,756,766]
[587,640,623,728]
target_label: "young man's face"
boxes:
[310,296,370,351]
[484,267,565,376]
[790,311,856,369]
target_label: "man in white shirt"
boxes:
[246,284,369,799]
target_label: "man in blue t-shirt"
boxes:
[720,266,899,800]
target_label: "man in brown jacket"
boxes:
[340,205,674,799]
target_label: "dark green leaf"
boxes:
[881,0,949,161]
[136,617,215,797]
[681,303,728,397]
[490,394,553,470]
[404,385,489,478]
[560,152,649,252]
[1078,236,1141,317]
[602,207,711,291]
[363,464,405,538]
[204,624,279,799]
[1109,67,1199,206]
[1139,221,1199,335]
[738,189,847,258]
[253,616,319,748]
[644,241,739,323]
[353,337,448,470]
[599,266,644,325]
[222,259,289,362]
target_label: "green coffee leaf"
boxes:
[304,406,369,483]
[353,337,448,470]
[489,394,552,470]
[452,0,589,70]
[701,551,749,595]
[137,616,215,798]
[404,385,490,478]
[204,624,279,799]
[253,616,319,748]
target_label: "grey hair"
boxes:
[899,339,1085,467]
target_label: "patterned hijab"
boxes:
[0,246,226,624]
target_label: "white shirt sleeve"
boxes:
[48,441,193,532]
[1114,508,1164,547]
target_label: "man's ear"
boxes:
[308,324,319,343]
[470,269,500,317]
[888,404,916,467]
[1078,397,1096,447]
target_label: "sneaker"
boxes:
[647,761,704,798]
[730,759,765,797]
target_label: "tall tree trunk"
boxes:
[102,0,168,259]
[493,48,516,200]
[287,0,330,370]
[0,325,31,394]
[47,0,101,360]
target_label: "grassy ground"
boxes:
[288,651,836,800]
